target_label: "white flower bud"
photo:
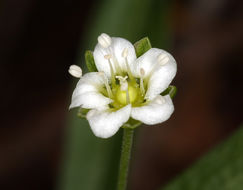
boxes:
[68,65,82,78]
[98,33,112,48]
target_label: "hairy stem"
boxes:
[117,128,134,190]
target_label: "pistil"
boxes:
[116,76,132,105]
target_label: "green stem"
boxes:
[117,128,134,190]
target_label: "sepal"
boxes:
[134,37,152,58]
[161,85,177,99]
[85,50,98,72]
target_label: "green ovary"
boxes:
[115,84,138,105]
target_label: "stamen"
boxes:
[154,96,165,104]
[112,57,123,74]
[122,48,134,80]
[139,68,145,95]
[147,53,169,79]
[140,68,145,76]
[104,54,115,85]
[104,54,112,59]
[99,72,113,98]
[98,33,112,48]
[68,65,82,78]
[122,48,128,58]
[157,53,169,66]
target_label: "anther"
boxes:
[98,71,105,76]
[68,65,82,78]
[157,54,169,65]
[98,33,112,48]
[154,96,166,104]
[122,48,128,58]
[140,68,145,76]
[104,54,112,59]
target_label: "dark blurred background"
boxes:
[0,0,242,190]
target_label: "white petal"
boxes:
[76,72,104,88]
[131,95,174,125]
[69,92,112,109]
[69,72,112,109]
[93,37,136,78]
[87,104,132,138]
[130,48,176,100]
[145,61,177,100]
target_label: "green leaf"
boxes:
[85,50,98,72]
[163,126,243,190]
[161,85,177,99]
[134,37,152,57]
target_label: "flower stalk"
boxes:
[117,128,134,190]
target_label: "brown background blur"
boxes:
[0,0,242,190]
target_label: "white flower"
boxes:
[69,33,177,138]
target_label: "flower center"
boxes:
[115,76,138,105]
[101,46,147,108]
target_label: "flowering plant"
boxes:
[68,33,177,190]
[69,33,177,138]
